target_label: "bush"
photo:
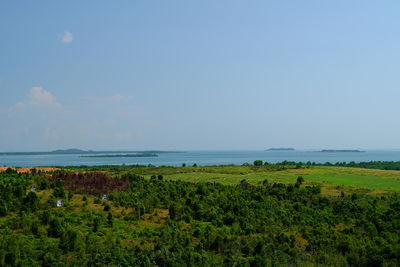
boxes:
[254,160,263,166]
[0,202,8,216]
[103,204,111,211]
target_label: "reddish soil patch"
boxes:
[51,172,129,195]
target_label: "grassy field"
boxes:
[121,165,400,195]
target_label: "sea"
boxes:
[1,150,400,167]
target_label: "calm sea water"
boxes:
[1,150,400,167]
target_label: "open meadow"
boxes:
[82,164,400,195]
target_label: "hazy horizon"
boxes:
[2,1,400,151]
[3,147,400,153]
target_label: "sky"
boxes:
[1,1,400,151]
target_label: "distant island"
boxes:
[266,148,295,151]
[0,149,184,156]
[81,153,158,158]
[319,149,365,153]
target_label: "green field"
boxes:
[124,165,400,195]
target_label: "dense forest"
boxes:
[0,167,399,266]
[325,161,400,170]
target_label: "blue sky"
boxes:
[1,1,400,151]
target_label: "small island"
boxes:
[319,149,365,153]
[266,148,295,151]
[80,153,158,158]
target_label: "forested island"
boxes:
[0,162,399,266]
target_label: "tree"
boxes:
[0,201,8,216]
[30,220,39,236]
[240,179,249,188]
[5,167,17,174]
[53,179,65,198]
[295,176,304,188]
[48,217,64,238]
[169,204,178,220]
[23,191,40,212]
[253,160,263,166]
[93,217,100,232]
[103,203,111,211]
[107,213,113,227]
[60,228,79,252]
[296,176,304,184]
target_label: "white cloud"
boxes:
[59,31,73,43]
[0,89,149,151]
[14,87,62,109]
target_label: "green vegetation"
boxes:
[326,160,400,170]
[261,160,400,171]
[81,163,398,194]
[0,164,399,266]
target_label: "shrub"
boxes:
[254,160,263,166]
